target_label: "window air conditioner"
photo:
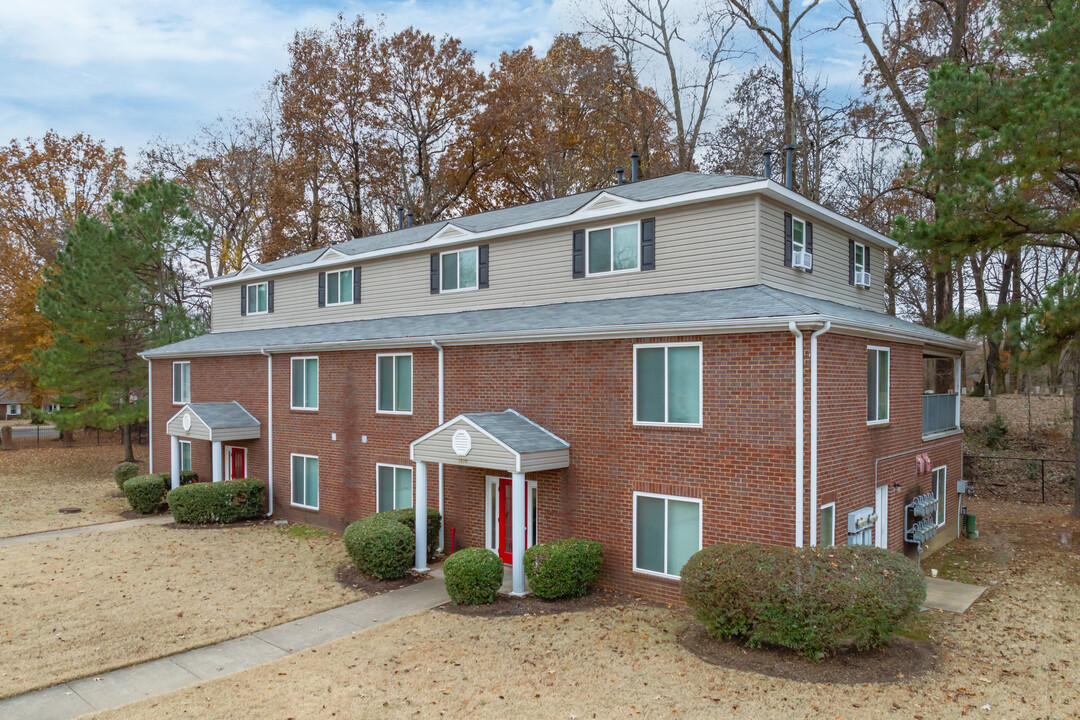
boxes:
[791,250,813,271]
[855,270,872,287]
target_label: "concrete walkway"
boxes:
[0,576,450,720]
[923,576,987,613]
[0,515,173,549]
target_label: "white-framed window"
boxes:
[290,356,318,410]
[172,361,190,404]
[325,269,353,305]
[290,454,319,509]
[933,465,947,527]
[440,247,478,292]
[587,222,639,276]
[819,503,836,547]
[179,440,192,472]
[867,346,890,424]
[246,281,269,315]
[6,404,20,416]
[633,492,702,579]
[376,464,413,511]
[853,242,869,287]
[634,342,702,427]
[376,353,412,414]
[791,216,807,254]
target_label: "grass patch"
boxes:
[281,523,327,539]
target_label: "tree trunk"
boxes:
[123,423,135,464]
[1073,348,1080,518]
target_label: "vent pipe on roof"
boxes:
[762,149,773,180]
[406,212,414,228]
[396,205,404,230]
[784,144,796,189]
[615,167,625,185]
[630,152,640,182]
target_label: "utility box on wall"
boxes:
[847,506,878,546]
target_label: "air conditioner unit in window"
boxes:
[855,270,872,287]
[791,250,813,271]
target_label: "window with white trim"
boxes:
[933,466,947,527]
[587,222,639,275]
[291,454,319,509]
[853,242,867,276]
[634,492,701,578]
[376,354,412,413]
[440,248,478,292]
[325,269,353,305]
[634,343,701,426]
[819,503,835,547]
[376,464,413,511]
[246,282,269,314]
[791,217,807,254]
[179,440,192,472]
[290,357,318,410]
[867,346,890,424]
[6,404,20,416]
[173,361,190,404]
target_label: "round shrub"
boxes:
[123,474,168,514]
[380,508,442,558]
[681,543,926,660]
[113,462,140,491]
[523,538,604,599]
[444,548,504,605]
[166,478,266,524]
[343,514,415,580]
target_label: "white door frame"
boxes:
[225,445,247,481]
[875,485,889,549]
[485,475,537,559]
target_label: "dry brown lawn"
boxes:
[0,522,356,698]
[962,392,1073,434]
[89,498,1080,720]
[0,446,135,538]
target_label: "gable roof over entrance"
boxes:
[166,402,260,442]
[410,410,569,474]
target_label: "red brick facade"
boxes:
[151,329,960,604]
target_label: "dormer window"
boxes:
[588,223,639,275]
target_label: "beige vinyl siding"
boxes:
[757,198,886,313]
[166,414,210,441]
[412,420,518,472]
[210,197,758,333]
[519,447,571,473]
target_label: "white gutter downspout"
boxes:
[431,339,445,552]
[789,322,805,548]
[147,359,154,473]
[809,322,831,546]
[260,349,274,517]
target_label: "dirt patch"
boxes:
[678,621,935,684]
[334,562,429,595]
[439,588,638,617]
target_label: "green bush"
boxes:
[444,548,504,605]
[113,462,140,491]
[179,470,199,486]
[681,544,925,660]
[123,474,168,514]
[978,413,1009,449]
[166,478,265,524]
[380,508,441,557]
[523,538,604,599]
[342,509,442,580]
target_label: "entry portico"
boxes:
[165,402,260,489]
[410,409,570,595]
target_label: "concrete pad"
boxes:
[252,612,361,653]
[68,658,199,709]
[326,579,450,627]
[923,576,987,613]
[0,684,94,720]
[170,635,288,681]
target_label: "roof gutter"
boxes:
[789,322,805,548]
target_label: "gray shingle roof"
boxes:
[463,410,569,454]
[184,402,260,429]
[143,285,971,359]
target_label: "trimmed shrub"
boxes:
[523,539,604,599]
[180,470,199,486]
[681,544,926,660]
[344,514,415,580]
[123,474,168,514]
[113,462,140,491]
[380,508,442,557]
[444,548,504,605]
[166,478,266,524]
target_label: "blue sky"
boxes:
[0,0,875,157]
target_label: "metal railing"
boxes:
[922,393,959,435]
[0,424,148,449]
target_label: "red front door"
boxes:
[496,478,526,564]
[230,448,246,480]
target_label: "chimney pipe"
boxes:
[762,149,773,180]
[396,205,404,230]
[630,153,640,183]
[783,144,796,189]
[616,167,625,185]
[406,212,414,228]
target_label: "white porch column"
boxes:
[170,435,181,490]
[211,440,223,483]
[511,471,526,596]
[954,357,962,429]
[415,461,429,572]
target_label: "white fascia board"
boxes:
[312,247,349,264]
[409,414,522,469]
[577,191,635,214]
[207,179,894,288]
[428,223,474,242]
[234,265,265,278]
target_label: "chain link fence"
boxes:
[963,452,1075,505]
[0,423,148,450]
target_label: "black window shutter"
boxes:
[478,245,489,288]
[849,240,856,285]
[641,218,656,271]
[572,229,585,278]
[318,272,326,307]
[240,284,247,316]
[805,221,814,273]
[267,280,275,313]
[353,266,362,304]
[783,213,793,267]
[430,253,440,294]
